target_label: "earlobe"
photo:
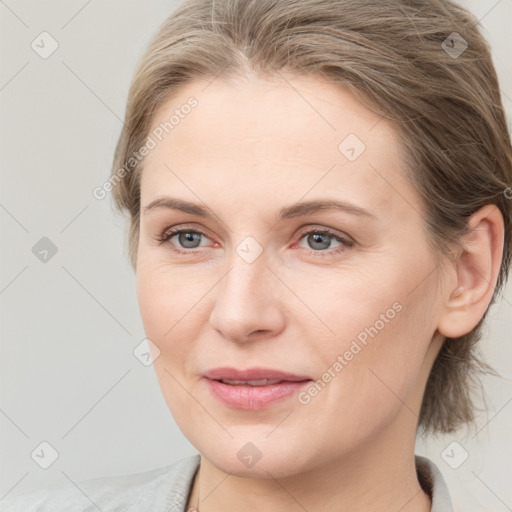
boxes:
[437,204,504,339]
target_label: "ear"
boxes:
[437,204,505,338]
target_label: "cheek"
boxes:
[135,265,198,401]
[299,251,438,410]
[136,263,199,420]
[136,257,201,338]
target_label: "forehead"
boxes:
[140,73,418,220]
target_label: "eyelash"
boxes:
[156,226,354,258]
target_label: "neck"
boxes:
[186,411,431,512]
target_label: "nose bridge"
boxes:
[208,239,285,341]
[221,223,270,295]
[221,243,272,310]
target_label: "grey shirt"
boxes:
[0,454,453,511]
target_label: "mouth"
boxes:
[202,367,313,410]
[216,378,289,386]
[203,366,312,382]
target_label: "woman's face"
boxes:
[136,73,449,477]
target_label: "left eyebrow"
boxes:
[277,199,377,221]
[142,196,377,221]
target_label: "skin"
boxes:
[135,72,504,512]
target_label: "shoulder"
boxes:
[0,454,200,512]
[415,454,454,512]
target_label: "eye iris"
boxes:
[179,232,201,248]
[308,232,331,250]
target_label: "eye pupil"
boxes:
[308,232,331,250]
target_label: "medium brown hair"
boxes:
[110,0,512,434]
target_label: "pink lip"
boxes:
[203,367,312,410]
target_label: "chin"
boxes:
[195,434,316,479]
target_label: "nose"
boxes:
[208,251,286,343]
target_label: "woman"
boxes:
[2,0,510,511]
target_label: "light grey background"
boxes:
[0,0,511,510]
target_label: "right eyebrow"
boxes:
[143,197,210,217]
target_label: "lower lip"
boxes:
[205,378,311,410]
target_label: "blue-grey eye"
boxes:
[300,231,343,251]
[174,231,203,249]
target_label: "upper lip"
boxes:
[203,367,312,382]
